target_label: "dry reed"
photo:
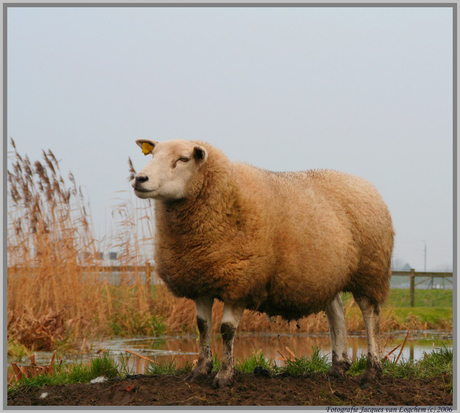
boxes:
[7,140,156,349]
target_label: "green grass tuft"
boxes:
[8,353,123,395]
[418,345,453,378]
[235,350,276,373]
[282,347,331,375]
[347,354,368,376]
[90,353,120,379]
[147,358,193,375]
[380,343,453,392]
[116,353,136,377]
[383,358,418,378]
[211,353,222,372]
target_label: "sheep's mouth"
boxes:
[132,182,156,193]
[133,187,158,198]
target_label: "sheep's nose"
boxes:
[135,175,148,184]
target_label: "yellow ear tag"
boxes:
[142,142,154,155]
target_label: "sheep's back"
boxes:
[237,166,394,317]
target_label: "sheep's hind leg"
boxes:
[354,295,382,383]
[185,296,214,382]
[213,302,244,388]
[326,293,351,378]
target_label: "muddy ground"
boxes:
[8,372,453,407]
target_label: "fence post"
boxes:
[410,268,415,307]
[145,262,152,287]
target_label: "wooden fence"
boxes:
[83,266,451,308]
[391,269,453,307]
[82,263,155,286]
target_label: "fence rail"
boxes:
[8,266,453,307]
[392,269,453,307]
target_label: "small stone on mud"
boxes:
[126,374,143,380]
[39,392,48,399]
[90,376,107,384]
[253,366,270,377]
[333,391,347,400]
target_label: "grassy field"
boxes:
[385,289,453,308]
[384,288,452,330]
[343,289,453,332]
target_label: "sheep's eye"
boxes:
[179,156,189,162]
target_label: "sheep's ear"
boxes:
[193,145,208,164]
[136,139,157,156]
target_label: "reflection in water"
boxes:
[91,331,452,375]
[7,331,452,379]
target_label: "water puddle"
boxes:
[12,330,451,377]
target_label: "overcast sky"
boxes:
[7,6,453,271]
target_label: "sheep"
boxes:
[132,138,395,388]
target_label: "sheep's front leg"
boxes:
[185,296,214,382]
[213,302,244,388]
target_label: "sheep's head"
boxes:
[132,139,208,201]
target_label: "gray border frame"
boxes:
[3,3,457,411]
[453,3,458,413]
[1,2,458,6]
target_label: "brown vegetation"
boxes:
[8,309,67,351]
[9,352,58,387]
[7,139,154,349]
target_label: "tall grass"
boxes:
[7,139,157,349]
[8,139,103,345]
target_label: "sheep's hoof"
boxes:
[185,362,213,382]
[360,367,382,385]
[328,366,347,379]
[212,371,235,388]
[328,360,351,379]
[360,355,382,385]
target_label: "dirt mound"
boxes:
[8,373,452,406]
